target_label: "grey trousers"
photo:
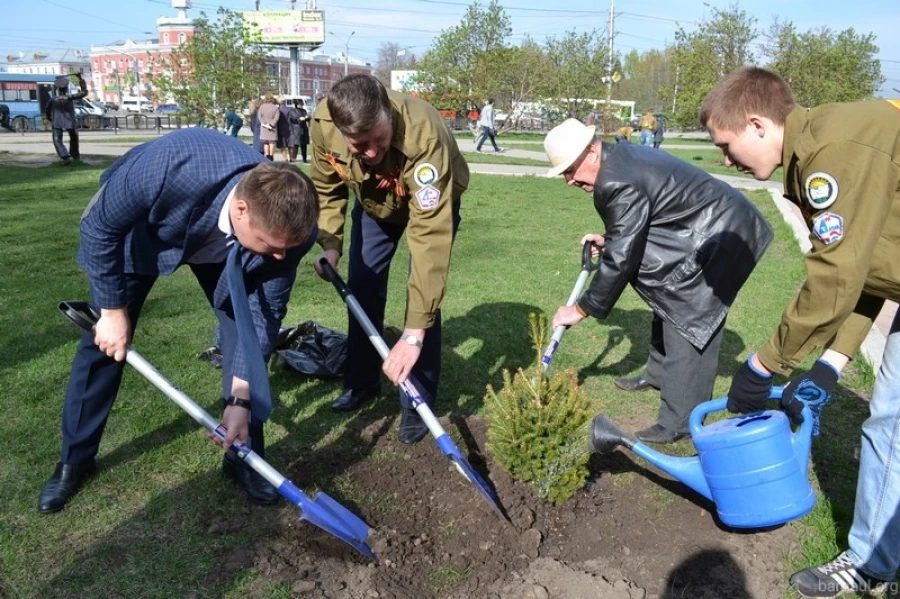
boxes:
[643,313,725,434]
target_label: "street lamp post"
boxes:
[344,31,356,77]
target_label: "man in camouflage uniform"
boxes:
[702,66,900,598]
[311,74,469,445]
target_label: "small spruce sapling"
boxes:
[485,313,595,504]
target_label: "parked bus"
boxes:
[0,73,56,131]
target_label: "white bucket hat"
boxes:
[544,118,597,177]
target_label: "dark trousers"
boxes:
[52,128,79,160]
[344,201,460,409]
[642,313,725,433]
[59,263,264,465]
[475,125,499,151]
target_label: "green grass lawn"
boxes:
[460,151,547,166]
[0,163,870,598]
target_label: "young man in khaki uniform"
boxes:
[311,74,469,445]
[702,67,900,598]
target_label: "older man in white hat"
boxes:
[544,118,774,444]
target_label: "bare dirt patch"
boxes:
[207,416,799,598]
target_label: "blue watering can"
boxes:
[591,387,816,528]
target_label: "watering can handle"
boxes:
[689,386,794,434]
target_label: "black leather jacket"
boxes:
[576,142,774,349]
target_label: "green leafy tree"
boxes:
[485,314,595,505]
[762,20,884,106]
[155,8,271,127]
[617,48,676,114]
[660,4,756,128]
[539,30,609,122]
[476,38,550,129]
[415,0,512,110]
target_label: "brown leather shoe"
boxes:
[38,460,97,514]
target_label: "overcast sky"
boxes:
[3,0,899,95]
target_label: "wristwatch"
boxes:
[224,396,252,410]
[401,334,423,349]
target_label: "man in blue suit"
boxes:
[38,128,319,513]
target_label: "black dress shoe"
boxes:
[222,454,278,505]
[38,460,97,514]
[614,375,658,392]
[331,386,380,411]
[634,424,688,444]
[398,408,429,445]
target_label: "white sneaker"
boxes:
[475,149,485,154]
[495,147,505,153]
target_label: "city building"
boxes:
[4,49,91,79]
[88,0,371,107]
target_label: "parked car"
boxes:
[102,102,119,112]
[74,99,105,117]
[156,103,182,114]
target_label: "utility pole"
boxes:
[605,0,615,132]
[289,0,300,97]
[672,65,680,115]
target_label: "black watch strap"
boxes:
[225,396,251,410]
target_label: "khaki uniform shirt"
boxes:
[310,90,470,329]
[757,101,900,374]
[639,114,657,131]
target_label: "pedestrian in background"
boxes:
[277,97,293,162]
[47,74,88,166]
[475,98,503,154]
[653,117,665,149]
[638,110,657,146]
[289,98,310,164]
[257,94,280,161]
[224,109,243,138]
[248,98,263,155]
[614,125,633,144]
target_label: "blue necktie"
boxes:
[226,241,272,422]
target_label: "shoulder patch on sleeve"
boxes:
[812,212,844,245]
[414,184,441,210]
[804,172,839,210]
[413,162,439,187]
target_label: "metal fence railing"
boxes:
[8,114,190,135]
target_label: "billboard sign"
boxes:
[243,11,325,45]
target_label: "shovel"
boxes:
[541,241,602,373]
[318,260,506,520]
[58,301,377,561]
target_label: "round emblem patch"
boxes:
[413,162,439,187]
[804,172,839,210]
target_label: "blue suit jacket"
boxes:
[79,128,316,398]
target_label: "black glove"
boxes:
[727,355,773,415]
[781,360,839,433]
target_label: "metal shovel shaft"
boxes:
[541,267,592,373]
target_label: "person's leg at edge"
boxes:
[846,310,900,580]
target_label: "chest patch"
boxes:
[812,212,844,245]
[804,172,839,210]
[413,162,439,187]
[415,185,441,210]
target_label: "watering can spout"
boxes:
[630,443,712,501]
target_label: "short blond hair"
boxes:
[700,67,795,132]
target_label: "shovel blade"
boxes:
[435,434,506,520]
[280,480,377,560]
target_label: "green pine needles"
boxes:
[484,313,596,505]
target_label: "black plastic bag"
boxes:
[274,321,347,379]
[198,322,347,379]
